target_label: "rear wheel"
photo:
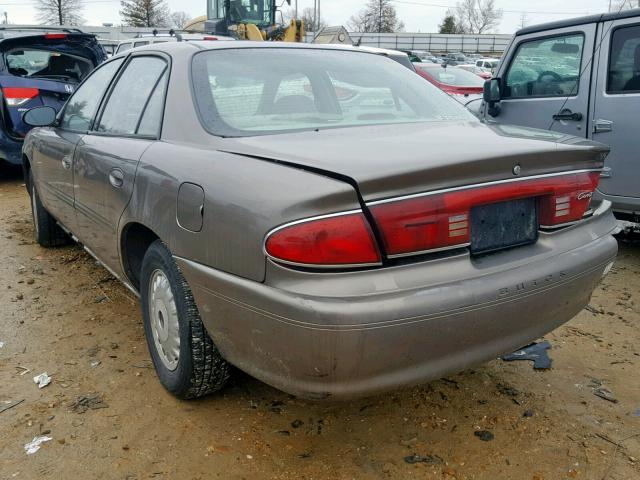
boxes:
[141,240,231,399]
[28,172,70,247]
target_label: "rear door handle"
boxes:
[552,109,583,121]
[109,168,124,188]
[593,119,613,134]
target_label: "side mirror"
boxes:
[483,78,501,117]
[23,106,57,127]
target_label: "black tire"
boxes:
[140,240,231,399]
[28,172,70,247]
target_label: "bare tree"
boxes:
[454,0,502,34]
[611,0,640,11]
[170,11,191,29]
[121,0,171,27]
[347,0,404,33]
[35,0,85,26]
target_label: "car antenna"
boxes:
[548,2,629,131]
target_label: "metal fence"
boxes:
[343,32,513,55]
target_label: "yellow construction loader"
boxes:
[184,0,304,42]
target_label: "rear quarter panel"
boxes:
[120,142,361,282]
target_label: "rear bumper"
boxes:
[177,202,618,399]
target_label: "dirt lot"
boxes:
[0,171,639,480]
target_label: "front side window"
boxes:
[96,56,167,136]
[504,34,584,98]
[192,49,475,137]
[60,58,124,132]
[608,24,640,93]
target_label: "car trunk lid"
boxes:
[220,121,608,202]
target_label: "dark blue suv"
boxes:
[0,27,106,168]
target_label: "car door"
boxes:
[590,19,640,201]
[32,58,124,231]
[73,54,169,270]
[495,24,596,137]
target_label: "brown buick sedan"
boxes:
[21,42,618,399]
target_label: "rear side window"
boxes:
[134,41,149,48]
[60,58,124,132]
[96,56,168,136]
[117,43,132,53]
[137,71,168,136]
[608,25,640,94]
[504,34,584,98]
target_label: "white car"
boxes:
[474,58,500,75]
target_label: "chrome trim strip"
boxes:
[263,209,384,269]
[387,243,471,259]
[366,169,602,206]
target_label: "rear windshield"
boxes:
[6,48,93,83]
[192,48,475,137]
[417,65,485,87]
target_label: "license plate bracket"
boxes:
[470,198,538,255]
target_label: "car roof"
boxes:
[516,8,640,36]
[0,28,92,41]
[124,40,411,58]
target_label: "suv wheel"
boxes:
[29,172,70,247]
[140,240,231,399]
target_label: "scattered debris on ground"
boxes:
[69,394,108,414]
[501,341,553,369]
[33,372,51,389]
[24,435,52,455]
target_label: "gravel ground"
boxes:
[1,171,639,480]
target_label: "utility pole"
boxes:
[294,0,297,19]
[379,0,383,33]
[317,0,320,31]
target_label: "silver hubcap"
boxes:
[148,269,180,371]
[31,184,39,236]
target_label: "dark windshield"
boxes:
[192,48,476,137]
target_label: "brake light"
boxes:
[3,87,39,106]
[203,36,219,41]
[369,171,600,257]
[44,33,67,39]
[265,211,381,267]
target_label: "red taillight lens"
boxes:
[369,171,600,257]
[203,36,219,41]
[44,33,67,39]
[538,171,600,227]
[265,212,381,267]
[3,87,39,106]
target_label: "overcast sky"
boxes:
[3,1,626,34]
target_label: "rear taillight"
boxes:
[3,87,39,106]
[203,36,219,41]
[265,211,382,267]
[45,33,67,39]
[369,171,600,258]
